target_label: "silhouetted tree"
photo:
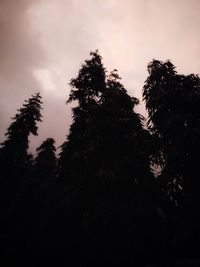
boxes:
[56,52,107,260]
[0,93,42,264]
[29,137,57,215]
[22,137,58,253]
[57,52,160,265]
[143,59,200,206]
[34,138,57,183]
[59,52,153,188]
[58,50,106,186]
[95,69,153,187]
[143,60,200,261]
[0,92,42,186]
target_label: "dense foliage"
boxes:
[1,52,200,266]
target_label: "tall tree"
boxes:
[59,51,153,188]
[143,59,200,204]
[92,69,153,187]
[0,93,42,262]
[57,52,157,264]
[58,50,106,186]
[0,92,42,185]
[30,137,57,219]
[27,138,57,248]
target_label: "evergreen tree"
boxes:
[26,138,57,250]
[30,137,57,215]
[0,93,42,262]
[0,92,42,185]
[29,137,57,220]
[33,137,57,184]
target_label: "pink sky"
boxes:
[0,0,200,153]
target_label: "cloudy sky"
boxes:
[0,0,200,153]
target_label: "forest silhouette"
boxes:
[1,51,200,266]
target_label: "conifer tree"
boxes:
[0,93,42,186]
[34,138,57,184]
[28,138,57,239]
[0,93,42,260]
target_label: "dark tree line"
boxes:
[1,51,200,266]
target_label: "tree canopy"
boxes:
[1,52,200,266]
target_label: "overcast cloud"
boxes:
[0,0,200,153]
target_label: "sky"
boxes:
[0,0,200,154]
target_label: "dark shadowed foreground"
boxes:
[1,51,200,266]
